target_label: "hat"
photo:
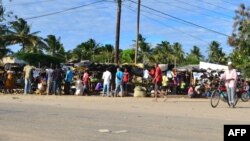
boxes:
[228,62,232,65]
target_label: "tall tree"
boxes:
[228,4,250,76]
[72,39,99,61]
[0,18,46,52]
[152,41,174,64]
[44,35,64,56]
[190,45,203,59]
[133,34,151,64]
[208,41,227,64]
[183,46,203,65]
[172,42,184,65]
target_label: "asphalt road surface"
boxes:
[0,95,249,141]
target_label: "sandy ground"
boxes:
[0,94,250,141]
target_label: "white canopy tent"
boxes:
[199,61,228,71]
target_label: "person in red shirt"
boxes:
[82,70,90,95]
[149,67,155,78]
[153,63,166,101]
[123,68,130,95]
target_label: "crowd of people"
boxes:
[1,61,249,104]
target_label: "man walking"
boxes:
[114,67,124,97]
[220,62,237,108]
[23,62,34,95]
[102,68,112,97]
[153,63,165,101]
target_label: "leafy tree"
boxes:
[228,4,250,76]
[133,34,151,64]
[208,41,227,64]
[152,41,174,64]
[44,35,65,57]
[183,46,204,65]
[121,49,134,63]
[190,45,203,60]
[172,42,184,64]
[1,18,46,52]
[72,39,100,61]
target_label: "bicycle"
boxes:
[210,81,238,108]
[240,90,250,102]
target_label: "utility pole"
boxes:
[115,0,122,65]
[135,0,141,64]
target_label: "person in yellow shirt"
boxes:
[162,74,168,96]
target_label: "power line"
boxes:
[23,0,107,20]
[123,4,210,45]
[219,0,239,6]
[170,0,232,18]
[195,0,234,11]
[4,0,56,7]
[156,0,232,22]
[127,0,229,37]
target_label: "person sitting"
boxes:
[75,76,83,96]
[188,85,194,98]
[36,73,46,95]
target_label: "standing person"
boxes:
[64,67,73,95]
[102,68,112,97]
[162,73,168,96]
[180,80,186,94]
[220,62,237,108]
[52,65,63,95]
[23,63,34,95]
[46,65,53,95]
[143,68,150,83]
[82,70,90,95]
[153,63,164,101]
[123,68,130,96]
[114,67,124,97]
[5,69,14,93]
[75,75,83,96]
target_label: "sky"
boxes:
[2,0,250,57]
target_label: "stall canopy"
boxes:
[199,61,228,71]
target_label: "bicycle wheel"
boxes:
[211,90,220,108]
[241,92,250,102]
[233,93,239,107]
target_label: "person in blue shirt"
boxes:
[64,67,74,94]
[114,67,124,97]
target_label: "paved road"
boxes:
[0,95,249,141]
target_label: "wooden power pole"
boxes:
[115,0,122,64]
[135,0,141,64]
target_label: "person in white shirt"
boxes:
[46,66,54,95]
[102,68,112,97]
[75,76,83,96]
[143,68,150,83]
[220,62,237,108]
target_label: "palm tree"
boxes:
[44,35,64,56]
[172,42,184,65]
[72,39,99,61]
[208,41,227,64]
[0,18,46,52]
[190,45,203,59]
[152,41,174,64]
[133,34,151,64]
